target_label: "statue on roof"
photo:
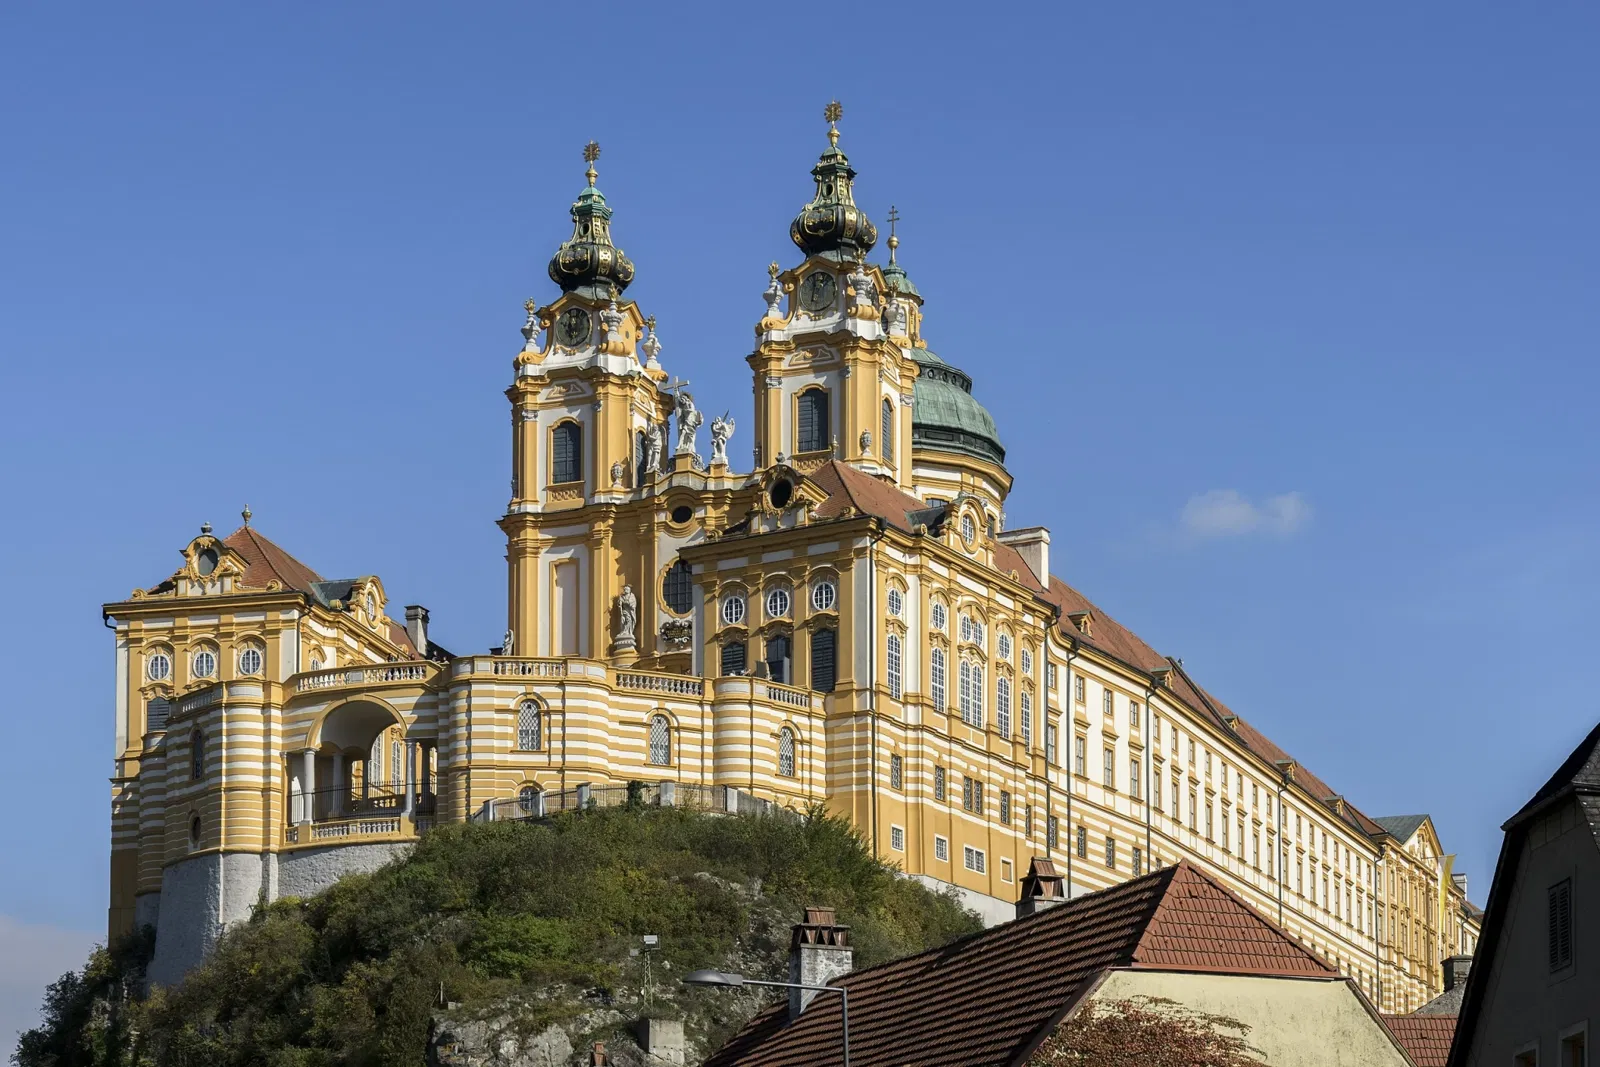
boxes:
[674,391,702,456]
[710,413,734,466]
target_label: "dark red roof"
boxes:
[221,525,325,592]
[703,861,1336,1067]
[1384,1015,1457,1067]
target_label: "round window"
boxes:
[196,547,219,576]
[721,594,747,626]
[239,648,263,675]
[766,587,792,618]
[887,587,903,617]
[930,602,947,632]
[147,652,172,681]
[770,479,793,509]
[671,505,694,525]
[998,634,1012,660]
[811,580,837,612]
[192,650,217,678]
[365,591,377,619]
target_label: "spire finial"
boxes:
[887,205,901,264]
[583,140,600,185]
[200,521,212,535]
[645,314,657,333]
[241,505,252,527]
[768,261,781,282]
[824,100,842,148]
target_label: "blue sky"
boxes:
[2,0,1597,1045]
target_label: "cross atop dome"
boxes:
[789,100,877,261]
[548,141,636,298]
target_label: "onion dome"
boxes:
[790,102,878,261]
[547,141,636,298]
[908,348,1005,467]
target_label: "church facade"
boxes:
[103,111,1478,1008]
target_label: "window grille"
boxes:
[392,740,401,789]
[1103,689,1113,716]
[889,754,903,789]
[720,594,746,625]
[972,664,984,723]
[720,641,747,676]
[1021,648,1032,675]
[146,697,170,733]
[1074,674,1085,702]
[648,715,672,766]
[239,647,263,675]
[1045,723,1057,765]
[963,846,985,873]
[777,727,796,777]
[146,651,172,681]
[886,633,902,700]
[999,790,1011,825]
[810,629,836,692]
[997,633,1011,660]
[958,659,974,724]
[890,825,905,851]
[1020,689,1032,744]
[1046,662,1057,692]
[934,765,946,801]
[934,835,949,862]
[1047,816,1059,850]
[1132,846,1143,876]
[662,559,693,614]
[1105,836,1116,869]
[797,388,829,452]
[517,699,542,751]
[881,398,894,462]
[551,421,582,484]
[811,580,837,612]
[1076,825,1087,858]
[190,730,205,780]
[518,785,540,813]
[930,648,947,710]
[1129,700,1140,729]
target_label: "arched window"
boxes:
[518,784,541,814]
[973,664,985,723]
[370,736,383,781]
[778,727,796,778]
[886,633,903,701]
[1020,688,1033,744]
[997,676,1012,736]
[517,699,542,751]
[958,659,973,724]
[720,640,747,676]
[648,715,672,766]
[797,388,830,453]
[190,730,205,780]
[551,421,583,485]
[881,398,894,462]
[635,429,649,484]
[930,647,947,710]
[391,739,402,790]
[810,629,836,692]
[764,633,792,685]
[662,558,693,615]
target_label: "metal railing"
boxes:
[471,780,796,824]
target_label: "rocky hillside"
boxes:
[16,805,981,1067]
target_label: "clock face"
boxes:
[799,270,836,312]
[556,307,592,347]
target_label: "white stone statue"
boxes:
[674,391,702,455]
[610,459,625,487]
[644,423,664,473]
[502,628,515,655]
[884,296,908,337]
[641,315,663,372]
[615,585,638,647]
[710,413,735,465]
[848,256,875,311]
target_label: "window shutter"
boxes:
[552,423,582,484]
[881,399,894,462]
[720,641,747,676]
[798,390,829,453]
[810,629,836,692]
[1549,879,1574,971]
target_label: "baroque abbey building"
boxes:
[105,111,1479,1009]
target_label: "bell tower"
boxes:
[749,103,917,486]
[499,143,672,658]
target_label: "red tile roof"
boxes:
[222,525,324,592]
[703,861,1336,1067]
[802,461,1414,852]
[1383,1015,1457,1067]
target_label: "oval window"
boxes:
[147,652,172,681]
[671,505,694,525]
[192,650,217,678]
[766,588,792,618]
[721,594,747,626]
[239,648,263,675]
[196,548,219,576]
[770,479,793,509]
[811,581,836,612]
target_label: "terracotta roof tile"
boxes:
[1383,1015,1457,1067]
[221,525,324,592]
[703,861,1335,1067]
[806,460,931,532]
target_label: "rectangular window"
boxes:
[1046,662,1058,692]
[889,754,903,790]
[1173,780,1182,822]
[1188,791,1198,832]
[1074,735,1086,776]
[1253,832,1260,869]
[999,789,1011,825]
[1151,716,1161,745]
[1188,738,1195,766]
[963,846,986,873]
[934,835,949,862]
[1103,747,1115,789]
[1205,752,1212,778]
[886,634,903,700]
[1103,688,1113,716]
[1047,815,1059,850]
[720,641,747,676]
[1132,846,1143,876]
[1025,805,1033,838]
[1206,804,1214,842]
[961,776,984,815]
[1046,723,1058,765]
[1559,1031,1585,1067]
[1104,836,1116,869]
[1221,815,1229,851]
[1129,700,1140,729]
[930,648,947,710]
[996,677,1012,736]
[1550,878,1574,971]
[890,825,905,851]
[1129,758,1141,800]
[934,765,946,802]
[1152,772,1161,810]
[1001,857,1014,883]
[1020,690,1033,745]
[1074,675,1086,702]
[1076,825,1087,859]
[811,629,837,692]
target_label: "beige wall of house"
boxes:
[1091,970,1410,1067]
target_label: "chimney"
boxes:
[405,605,429,657]
[997,527,1050,586]
[1452,872,1468,897]
[1017,857,1067,918]
[1442,954,1472,992]
[788,906,852,1020]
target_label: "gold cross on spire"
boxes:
[583,140,600,184]
[768,261,781,281]
[887,205,901,264]
[825,100,842,147]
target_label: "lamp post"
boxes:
[683,969,850,1067]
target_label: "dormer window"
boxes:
[196,547,218,576]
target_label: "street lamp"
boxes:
[683,970,850,1067]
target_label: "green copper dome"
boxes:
[907,348,1005,467]
[548,144,636,298]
